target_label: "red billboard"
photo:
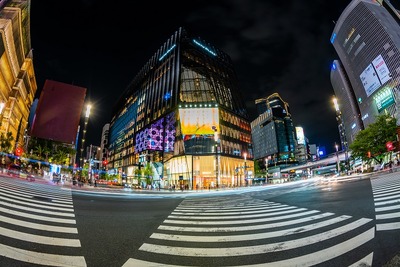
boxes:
[30,80,87,144]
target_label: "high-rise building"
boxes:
[108,27,253,189]
[330,0,400,138]
[251,93,297,168]
[100,123,109,167]
[0,0,37,152]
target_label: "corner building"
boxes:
[109,27,253,190]
[331,0,400,132]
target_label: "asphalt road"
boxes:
[1,171,400,266]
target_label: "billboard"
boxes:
[295,127,306,146]
[30,80,87,144]
[360,63,381,97]
[179,107,219,135]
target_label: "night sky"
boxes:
[30,0,352,154]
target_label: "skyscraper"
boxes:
[331,0,400,138]
[108,27,253,189]
[251,93,297,167]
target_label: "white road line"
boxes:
[0,186,72,204]
[374,189,400,198]
[376,212,400,220]
[125,229,374,267]
[158,212,334,232]
[1,200,75,217]
[348,252,374,267]
[168,208,307,220]
[377,222,400,231]
[151,215,351,242]
[175,203,283,210]
[0,207,76,224]
[0,190,73,208]
[0,195,74,212]
[0,215,78,233]
[163,210,320,225]
[0,243,86,267]
[0,226,81,246]
[140,218,372,256]
[173,205,292,214]
[374,199,400,206]
[374,194,400,202]
[376,204,400,212]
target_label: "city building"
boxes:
[0,0,37,152]
[108,27,253,189]
[251,93,298,170]
[100,123,109,168]
[295,126,308,164]
[330,0,400,142]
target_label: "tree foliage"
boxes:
[0,132,14,153]
[349,114,397,163]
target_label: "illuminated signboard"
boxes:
[295,127,306,146]
[134,112,176,153]
[374,87,395,113]
[360,63,381,97]
[179,107,219,135]
[372,54,391,85]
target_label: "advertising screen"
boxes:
[360,63,381,97]
[179,107,219,135]
[372,54,391,85]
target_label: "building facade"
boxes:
[251,93,297,168]
[108,27,253,189]
[331,0,400,136]
[0,0,37,152]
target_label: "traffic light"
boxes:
[102,160,108,166]
[15,147,23,157]
[386,141,394,151]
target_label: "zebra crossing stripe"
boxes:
[158,212,334,232]
[374,190,400,198]
[126,228,374,266]
[0,215,78,233]
[377,222,400,231]
[376,204,400,212]
[0,243,86,267]
[140,218,372,256]
[1,199,75,217]
[0,207,76,224]
[374,194,400,202]
[374,199,400,206]
[0,226,81,247]
[168,207,307,220]
[150,215,351,242]
[0,194,74,212]
[173,205,293,214]
[0,190,73,208]
[376,212,400,220]
[0,184,72,202]
[164,210,320,225]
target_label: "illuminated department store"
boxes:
[108,27,253,190]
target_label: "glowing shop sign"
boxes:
[374,87,395,112]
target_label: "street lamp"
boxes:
[79,104,91,180]
[335,143,340,174]
[212,125,219,189]
[244,152,247,186]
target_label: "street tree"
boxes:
[349,114,397,163]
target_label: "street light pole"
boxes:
[212,126,219,189]
[335,143,339,175]
[79,104,91,180]
[244,152,247,187]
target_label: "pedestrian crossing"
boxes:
[371,172,400,231]
[0,176,87,267]
[123,195,375,266]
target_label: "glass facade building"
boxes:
[331,0,400,132]
[251,93,297,167]
[108,27,253,189]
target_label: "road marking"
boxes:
[0,215,78,233]
[158,212,334,232]
[164,210,320,225]
[151,215,351,242]
[1,199,75,217]
[0,207,76,224]
[377,222,400,231]
[0,243,86,267]
[140,218,372,256]
[348,252,374,266]
[0,226,81,246]
[173,205,293,214]
[0,189,73,207]
[0,194,74,212]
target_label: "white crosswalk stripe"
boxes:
[371,172,400,231]
[0,177,87,267]
[123,195,374,266]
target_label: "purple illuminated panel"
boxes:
[134,112,176,153]
[164,112,176,152]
